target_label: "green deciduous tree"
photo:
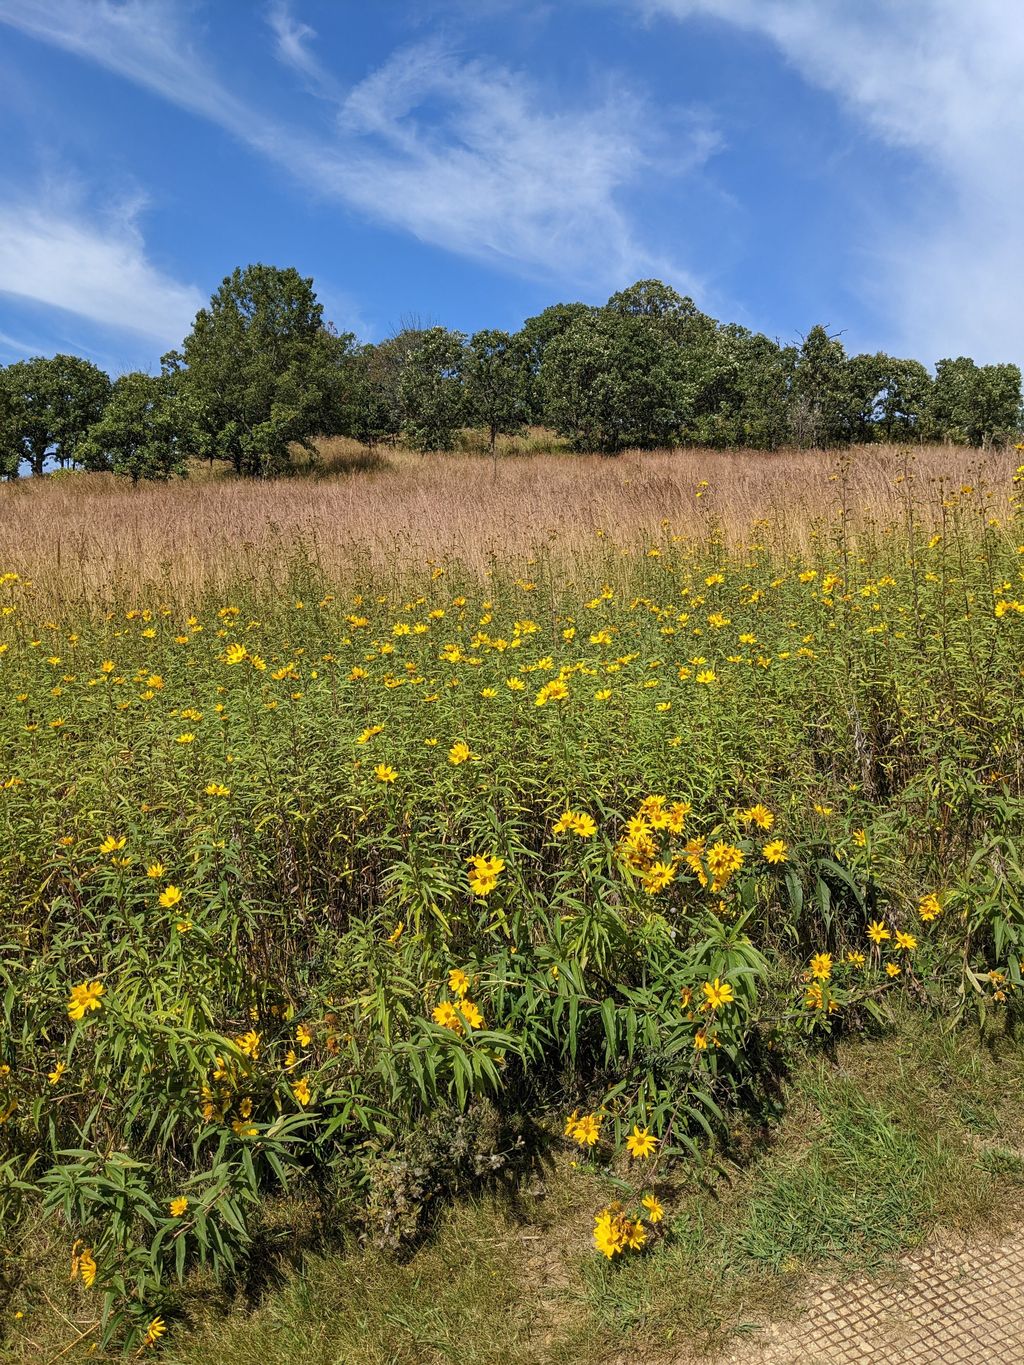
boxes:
[605,279,712,348]
[342,347,401,452]
[687,327,797,450]
[77,372,185,483]
[540,311,682,452]
[518,303,594,423]
[462,329,530,468]
[790,326,860,448]
[0,369,18,480]
[399,327,466,452]
[601,284,770,448]
[0,354,111,476]
[927,357,1022,446]
[6,268,1021,471]
[342,330,428,451]
[867,355,933,442]
[175,264,354,476]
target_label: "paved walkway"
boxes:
[720,1228,1024,1363]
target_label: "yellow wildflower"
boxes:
[641,860,676,894]
[741,804,774,830]
[642,1194,665,1223]
[67,980,104,1021]
[143,1316,167,1347]
[625,1126,657,1159]
[568,1112,601,1147]
[70,1243,97,1288]
[467,853,504,897]
[448,968,470,998]
[234,1030,261,1060]
[918,893,942,922]
[702,978,734,1009]
[432,1001,463,1032]
[535,678,569,706]
[810,952,832,981]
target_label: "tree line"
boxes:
[0,265,1020,481]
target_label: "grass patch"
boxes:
[165,1205,548,1365]
[737,1086,939,1267]
[735,1078,988,1269]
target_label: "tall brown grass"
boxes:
[0,441,1015,607]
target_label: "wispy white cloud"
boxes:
[0,198,205,344]
[313,282,376,343]
[629,0,1024,361]
[0,0,715,292]
[0,328,41,357]
[0,0,255,132]
[321,39,700,286]
[266,0,339,98]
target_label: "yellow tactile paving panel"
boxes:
[720,1229,1024,1364]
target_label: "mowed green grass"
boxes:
[8,1012,1023,1364]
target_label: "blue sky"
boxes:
[0,0,1020,376]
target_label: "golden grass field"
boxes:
[0,440,1013,605]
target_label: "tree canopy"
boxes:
[462,329,530,463]
[1,269,1020,481]
[0,354,111,477]
[77,372,185,484]
[399,327,466,453]
[168,263,355,476]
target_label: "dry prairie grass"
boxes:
[0,440,1014,607]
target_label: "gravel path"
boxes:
[717,1227,1024,1363]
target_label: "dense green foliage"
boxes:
[1,268,1021,479]
[78,372,186,484]
[399,326,467,453]
[463,329,531,461]
[0,354,111,477]
[164,264,354,477]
